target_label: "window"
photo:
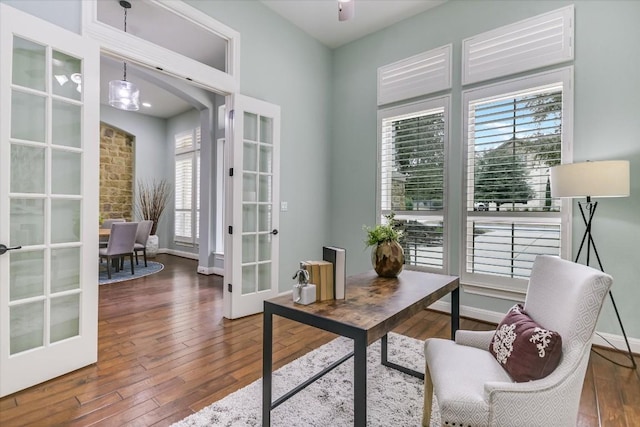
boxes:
[174,127,200,245]
[379,97,449,272]
[463,68,572,294]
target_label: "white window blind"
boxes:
[463,69,572,293]
[379,97,449,271]
[378,44,452,106]
[174,128,200,244]
[175,131,193,151]
[462,5,574,85]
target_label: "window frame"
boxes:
[377,95,451,274]
[461,67,573,299]
[174,127,201,246]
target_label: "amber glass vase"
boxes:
[371,240,404,278]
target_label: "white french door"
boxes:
[224,95,280,319]
[0,5,100,397]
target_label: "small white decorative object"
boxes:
[292,268,316,305]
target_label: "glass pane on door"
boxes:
[52,50,82,101]
[259,116,273,144]
[10,199,45,247]
[10,301,44,355]
[52,149,81,195]
[11,91,46,142]
[241,265,256,295]
[242,235,256,264]
[11,144,45,194]
[50,294,80,343]
[258,263,271,292]
[51,199,81,243]
[9,250,45,301]
[52,100,82,148]
[12,37,46,91]
[243,204,257,232]
[51,247,81,293]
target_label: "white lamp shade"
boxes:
[108,79,140,111]
[338,0,354,21]
[550,160,630,198]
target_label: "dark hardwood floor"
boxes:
[0,254,638,426]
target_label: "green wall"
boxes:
[330,0,640,339]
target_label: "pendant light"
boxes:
[108,0,140,111]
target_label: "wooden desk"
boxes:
[99,228,111,238]
[262,269,459,427]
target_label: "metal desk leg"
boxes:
[451,286,460,340]
[353,334,367,427]
[262,307,273,427]
[381,334,424,380]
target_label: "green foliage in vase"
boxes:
[363,212,404,247]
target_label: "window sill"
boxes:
[461,281,525,302]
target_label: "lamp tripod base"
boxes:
[576,200,637,370]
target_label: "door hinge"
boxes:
[229,167,234,177]
[228,226,233,234]
[228,283,233,293]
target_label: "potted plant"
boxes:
[363,212,405,277]
[135,178,171,257]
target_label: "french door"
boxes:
[224,95,281,319]
[0,5,100,397]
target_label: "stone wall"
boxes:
[100,123,134,221]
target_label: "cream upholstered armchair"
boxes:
[423,255,613,426]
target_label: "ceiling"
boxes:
[261,0,447,48]
[100,0,447,119]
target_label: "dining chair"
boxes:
[99,222,138,279]
[100,218,126,248]
[134,220,153,267]
[100,218,126,229]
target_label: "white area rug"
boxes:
[173,332,440,427]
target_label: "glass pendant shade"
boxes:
[108,79,140,111]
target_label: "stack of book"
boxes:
[301,260,333,301]
[301,247,347,302]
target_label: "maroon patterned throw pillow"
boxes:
[490,304,562,382]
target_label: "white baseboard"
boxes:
[161,249,223,276]
[197,265,224,276]
[428,300,640,355]
[163,248,198,260]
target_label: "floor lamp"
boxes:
[550,160,636,369]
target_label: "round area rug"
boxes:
[99,260,164,285]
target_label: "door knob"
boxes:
[0,244,22,256]
[272,229,279,235]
